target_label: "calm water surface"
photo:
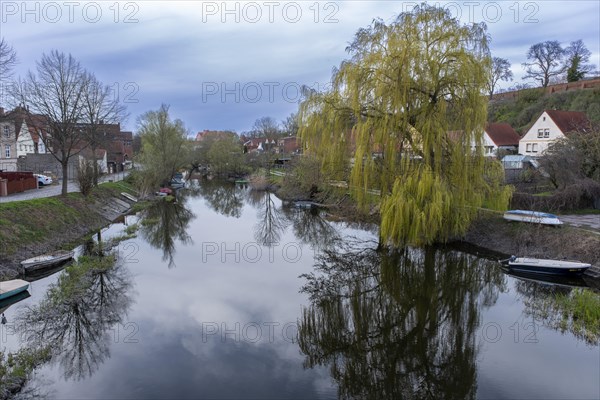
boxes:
[2,181,599,399]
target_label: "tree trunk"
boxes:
[61,161,69,196]
[92,146,99,186]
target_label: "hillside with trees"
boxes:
[488,87,600,134]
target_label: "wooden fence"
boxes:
[0,172,37,195]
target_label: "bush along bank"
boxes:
[0,182,138,279]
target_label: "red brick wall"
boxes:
[491,78,600,101]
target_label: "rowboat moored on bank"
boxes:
[500,256,591,275]
[21,250,74,272]
[0,279,30,301]
[503,210,562,225]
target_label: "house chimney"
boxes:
[0,107,4,116]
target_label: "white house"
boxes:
[479,123,521,157]
[450,123,520,157]
[78,148,108,174]
[15,121,36,157]
[519,110,590,156]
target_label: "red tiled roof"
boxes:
[545,110,590,134]
[484,123,520,146]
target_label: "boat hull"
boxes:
[21,250,74,272]
[507,264,589,276]
[0,290,31,313]
[0,279,30,301]
[503,210,562,226]
[502,257,591,276]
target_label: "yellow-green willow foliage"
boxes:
[299,5,512,247]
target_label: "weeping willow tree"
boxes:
[136,104,190,194]
[299,5,511,247]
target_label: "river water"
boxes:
[2,181,599,399]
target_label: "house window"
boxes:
[2,126,9,137]
[544,129,549,138]
[485,146,494,155]
[4,144,10,158]
[532,144,538,153]
[537,129,544,138]
[526,143,532,152]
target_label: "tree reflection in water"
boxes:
[139,197,195,268]
[16,255,133,381]
[511,275,600,345]
[251,191,289,247]
[298,242,506,399]
[281,205,339,250]
[198,180,244,218]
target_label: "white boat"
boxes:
[501,256,591,275]
[121,192,138,202]
[0,279,30,301]
[21,250,74,272]
[503,210,563,225]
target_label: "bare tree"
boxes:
[0,38,17,101]
[539,126,600,189]
[249,116,280,139]
[12,51,88,195]
[81,71,128,185]
[281,112,299,136]
[0,38,17,81]
[564,39,595,82]
[522,41,565,87]
[488,57,513,98]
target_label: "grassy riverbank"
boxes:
[0,182,136,279]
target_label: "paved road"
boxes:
[559,214,600,231]
[0,172,130,203]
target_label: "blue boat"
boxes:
[0,279,30,301]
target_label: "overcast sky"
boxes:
[1,0,599,134]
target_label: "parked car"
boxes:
[35,174,53,186]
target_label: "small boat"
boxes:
[500,256,591,275]
[503,210,562,225]
[0,279,30,301]
[170,178,185,188]
[21,250,74,272]
[121,192,138,202]
[293,201,316,209]
[0,290,31,313]
[24,259,71,282]
[505,269,588,288]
